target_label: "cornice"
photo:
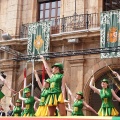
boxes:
[68,58,84,66]
[0,38,28,46]
[51,27,100,41]
[0,59,19,71]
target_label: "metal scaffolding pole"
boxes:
[11,46,120,61]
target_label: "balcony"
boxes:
[20,13,100,38]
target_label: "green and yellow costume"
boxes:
[13,106,22,116]
[13,99,22,116]
[35,88,49,116]
[72,99,84,116]
[98,88,119,116]
[45,73,64,106]
[22,96,35,116]
[22,88,35,116]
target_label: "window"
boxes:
[38,0,61,21]
[103,0,120,11]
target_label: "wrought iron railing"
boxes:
[20,13,100,38]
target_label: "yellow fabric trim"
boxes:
[104,98,108,104]
[47,93,64,106]
[98,107,119,116]
[54,94,57,106]
[23,114,26,117]
[49,96,53,106]
[111,108,119,116]
[35,105,48,116]
[105,108,107,116]
[98,108,103,116]
[14,114,18,116]
[58,93,64,103]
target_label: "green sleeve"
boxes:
[0,91,5,99]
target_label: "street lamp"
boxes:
[2,33,12,40]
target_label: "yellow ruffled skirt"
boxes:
[45,93,64,106]
[23,113,34,117]
[98,107,119,116]
[35,105,48,116]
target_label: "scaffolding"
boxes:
[10,46,120,61]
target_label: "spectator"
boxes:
[7,104,13,116]
[0,105,6,116]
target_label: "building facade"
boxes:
[0,0,120,115]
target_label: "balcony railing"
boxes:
[20,13,100,38]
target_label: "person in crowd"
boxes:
[89,76,120,116]
[65,90,97,116]
[0,105,6,116]
[10,98,22,116]
[7,104,13,116]
[34,70,50,116]
[40,55,66,116]
[19,87,39,116]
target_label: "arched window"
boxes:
[103,0,120,11]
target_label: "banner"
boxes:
[27,21,50,60]
[100,10,120,58]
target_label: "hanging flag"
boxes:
[27,21,50,60]
[100,10,120,58]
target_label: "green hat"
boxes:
[52,63,63,70]
[101,79,109,84]
[16,99,21,103]
[24,88,30,94]
[76,92,83,96]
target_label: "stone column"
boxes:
[68,58,84,95]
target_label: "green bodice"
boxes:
[39,88,49,106]
[13,106,22,116]
[100,88,114,108]
[48,73,63,93]
[24,96,35,114]
[72,100,84,116]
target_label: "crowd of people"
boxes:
[0,56,120,117]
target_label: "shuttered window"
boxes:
[38,0,61,21]
[103,0,120,11]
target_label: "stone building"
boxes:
[0,0,120,115]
